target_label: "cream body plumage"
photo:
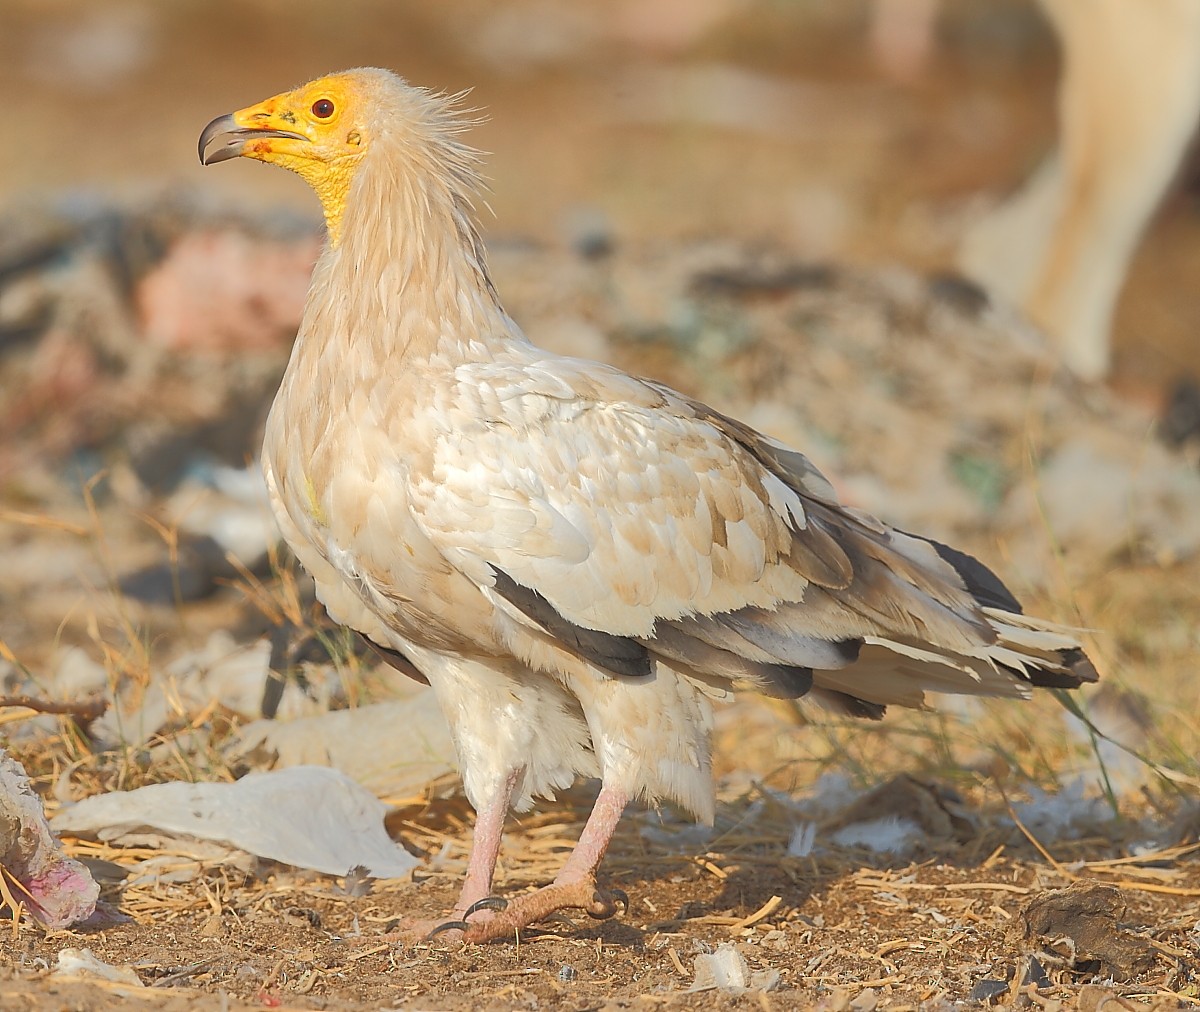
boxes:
[201,68,1097,941]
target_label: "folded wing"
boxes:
[408,356,1097,713]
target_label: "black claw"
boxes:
[586,886,628,921]
[463,896,508,917]
[425,919,469,940]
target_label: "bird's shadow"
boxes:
[524,775,1031,948]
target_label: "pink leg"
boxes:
[458,782,632,943]
[352,771,518,945]
[552,782,629,886]
[452,770,518,917]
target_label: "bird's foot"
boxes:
[431,877,628,944]
[422,896,510,939]
[346,897,513,949]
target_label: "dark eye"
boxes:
[311,98,335,119]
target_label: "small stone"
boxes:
[850,986,878,1012]
[557,964,577,982]
[967,978,1010,1003]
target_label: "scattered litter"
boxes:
[751,968,782,991]
[787,820,816,857]
[823,774,975,856]
[0,749,99,928]
[1007,439,1200,568]
[233,692,457,798]
[850,987,879,1011]
[1065,685,1155,798]
[54,947,144,989]
[164,632,276,718]
[686,942,782,993]
[828,814,923,855]
[89,683,170,753]
[51,765,417,878]
[967,978,1010,1003]
[164,467,276,568]
[793,772,860,816]
[90,630,335,751]
[52,646,110,699]
[1009,778,1112,842]
[688,942,749,992]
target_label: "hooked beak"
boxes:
[198,112,308,165]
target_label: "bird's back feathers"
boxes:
[400,348,1096,717]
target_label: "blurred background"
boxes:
[1,0,1197,389]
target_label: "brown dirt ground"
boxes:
[2,787,1200,1010]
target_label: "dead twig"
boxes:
[0,694,108,723]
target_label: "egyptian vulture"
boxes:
[199,69,1096,943]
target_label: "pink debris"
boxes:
[0,750,98,928]
[134,228,319,353]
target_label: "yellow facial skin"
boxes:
[199,77,366,246]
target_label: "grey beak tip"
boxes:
[198,112,237,166]
[198,113,308,165]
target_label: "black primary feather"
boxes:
[490,567,653,679]
[905,532,1024,614]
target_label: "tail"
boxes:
[806,533,1098,718]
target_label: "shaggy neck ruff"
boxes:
[297,104,508,366]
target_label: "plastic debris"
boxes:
[54,947,144,988]
[968,978,1010,1004]
[1009,778,1112,841]
[689,943,749,992]
[828,814,923,855]
[51,765,416,878]
[851,987,879,1011]
[91,630,335,751]
[687,943,780,993]
[233,691,457,798]
[822,774,975,856]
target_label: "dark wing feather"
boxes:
[491,567,654,678]
[904,531,1023,614]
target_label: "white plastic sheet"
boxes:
[52,765,416,878]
